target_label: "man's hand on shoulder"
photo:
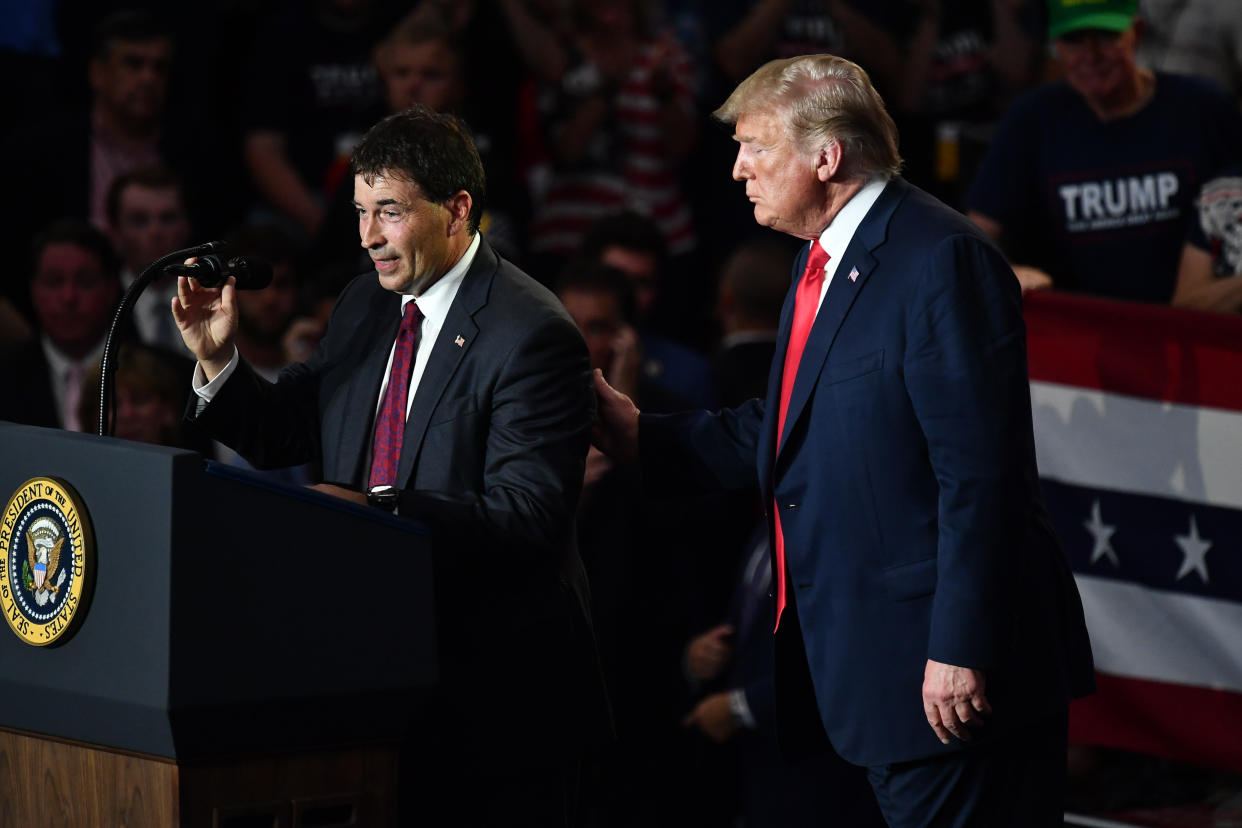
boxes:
[592,369,640,463]
[922,658,991,744]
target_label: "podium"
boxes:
[0,422,436,827]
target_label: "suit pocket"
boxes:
[429,393,479,425]
[823,349,884,385]
[880,556,937,601]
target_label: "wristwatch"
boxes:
[367,485,399,514]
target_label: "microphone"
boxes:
[164,254,273,289]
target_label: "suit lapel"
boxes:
[774,178,908,460]
[395,239,495,484]
[330,289,401,483]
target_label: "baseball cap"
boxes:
[1047,0,1137,39]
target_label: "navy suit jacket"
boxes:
[643,178,1094,767]
[192,238,610,765]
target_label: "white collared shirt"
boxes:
[41,334,105,432]
[194,232,481,420]
[809,176,888,313]
[121,267,195,358]
[376,232,479,417]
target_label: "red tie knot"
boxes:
[400,300,423,333]
[804,243,830,286]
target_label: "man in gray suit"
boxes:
[173,106,608,826]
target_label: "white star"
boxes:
[1174,515,1212,583]
[1083,499,1118,567]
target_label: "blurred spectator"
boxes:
[105,164,193,355]
[374,17,466,114]
[240,0,393,240]
[1138,0,1242,104]
[555,259,692,827]
[557,263,641,394]
[681,528,886,828]
[1,9,222,318]
[0,221,124,432]
[210,221,314,483]
[528,0,699,264]
[227,223,309,378]
[712,235,796,407]
[966,0,1242,302]
[578,211,716,409]
[836,0,1045,207]
[78,341,201,450]
[707,0,857,85]
[1172,167,1242,312]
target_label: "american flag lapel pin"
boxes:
[454,334,466,347]
[848,266,859,283]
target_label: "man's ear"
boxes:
[816,140,842,183]
[445,190,473,235]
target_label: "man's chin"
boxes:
[376,269,413,293]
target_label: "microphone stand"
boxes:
[97,241,226,438]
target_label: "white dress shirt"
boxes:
[810,176,888,312]
[41,335,105,432]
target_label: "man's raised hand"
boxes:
[171,271,238,381]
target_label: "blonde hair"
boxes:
[714,54,901,181]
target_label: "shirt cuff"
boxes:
[729,688,756,730]
[192,347,240,411]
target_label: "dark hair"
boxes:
[91,9,172,61]
[350,105,486,234]
[105,163,184,227]
[579,210,668,269]
[556,260,637,324]
[30,220,121,282]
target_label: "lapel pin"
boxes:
[454,334,466,347]
[848,266,859,283]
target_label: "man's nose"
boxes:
[360,214,383,248]
[732,151,750,182]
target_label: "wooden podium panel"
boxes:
[0,727,398,828]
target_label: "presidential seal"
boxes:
[0,477,95,646]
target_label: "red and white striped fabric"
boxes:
[529,32,697,258]
[1025,291,1242,773]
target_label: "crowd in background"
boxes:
[1,0,1241,824]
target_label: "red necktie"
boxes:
[368,300,423,490]
[772,242,829,630]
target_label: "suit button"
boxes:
[784,503,799,510]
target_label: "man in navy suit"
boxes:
[594,54,1095,825]
[173,106,608,826]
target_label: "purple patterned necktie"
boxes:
[368,300,423,490]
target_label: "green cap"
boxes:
[1047,0,1137,39]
